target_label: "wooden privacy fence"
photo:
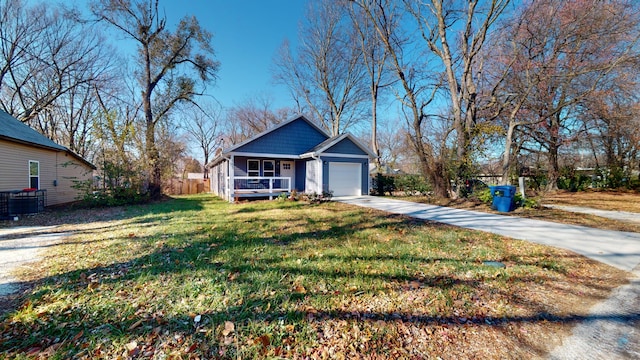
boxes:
[165,178,210,195]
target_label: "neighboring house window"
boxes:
[247,159,260,177]
[29,160,39,189]
[263,160,275,177]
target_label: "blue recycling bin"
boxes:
[489,185,516,212]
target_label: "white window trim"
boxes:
[263,160,275,177]
[247,159,260,177]
[29,160,40,189]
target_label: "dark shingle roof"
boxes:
[0,109,96,169]
[0,109,67,151]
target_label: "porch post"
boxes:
[229,155,235,202]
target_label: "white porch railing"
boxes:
[233,177,291,197]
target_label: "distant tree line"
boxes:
[1,0,639,202]
[274,0,640,195]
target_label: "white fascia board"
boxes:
[229,152,301,159]
[311,134,349,154]
[343,133,377,159]
[303,133,376,159]
[318,153,370,159]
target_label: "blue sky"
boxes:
[160,1,307,110]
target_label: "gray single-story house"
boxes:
[207,115,375,202]
[0,109,96,211]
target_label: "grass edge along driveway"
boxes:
[0,194,630,359]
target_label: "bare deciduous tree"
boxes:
[347,1,393,170]
[181,102,223,178]
[224,95,295,145]
[405,0,510,195]
[92,0,219,197]
[0,0,115,157]
[273,0,368,136]
[352,0,449,197]
[489,0,640,189]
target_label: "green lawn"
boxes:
[0,195,628,359]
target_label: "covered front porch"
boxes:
[232,176,291,200]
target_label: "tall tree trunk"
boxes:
[500,122,516,185]
[371,87,380,169]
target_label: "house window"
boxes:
[29,160,39,189]
[282,163,291,170]
[247,160,260,177]
[263,160,275,177]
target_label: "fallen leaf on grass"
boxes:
[125,341,139,356]
[222,321,235,336]
[227,272,239,281]
[293,284,307,294]
[87,281,99,291]
[186,342,198,353]
[128,319,144,331]
[128,233,136,238]
[285,324,295,333]
[72,330,84,342]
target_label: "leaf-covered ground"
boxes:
[0,195,630,359]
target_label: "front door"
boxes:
[280,161,295,190]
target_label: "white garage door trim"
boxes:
[328,162,361,196]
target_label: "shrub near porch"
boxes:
[0,195,628,359]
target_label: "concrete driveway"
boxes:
[336,196,640,272]
[0,226,70,297]
[335,196,640,359]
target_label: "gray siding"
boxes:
[235,117,328,155]
[321,156,369,195]
[234,156,249,176]
[324,138,367,156]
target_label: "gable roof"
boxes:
[206,115,376,168]
[0,110,68,151]
[0,109,96,169]
[302,133,377,158]
[223,115,329,154]
[207,115,330,167]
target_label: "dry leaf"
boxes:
[72,330,84,342]
[228,272,239,281]
[257,334,270,347]
[293,285,307,294]
[222,321,235,336]
[128,319,144,331]
[186,342,198,353]
[87,281,99,291]
[125,341,138,351]
[284,324,295,333]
